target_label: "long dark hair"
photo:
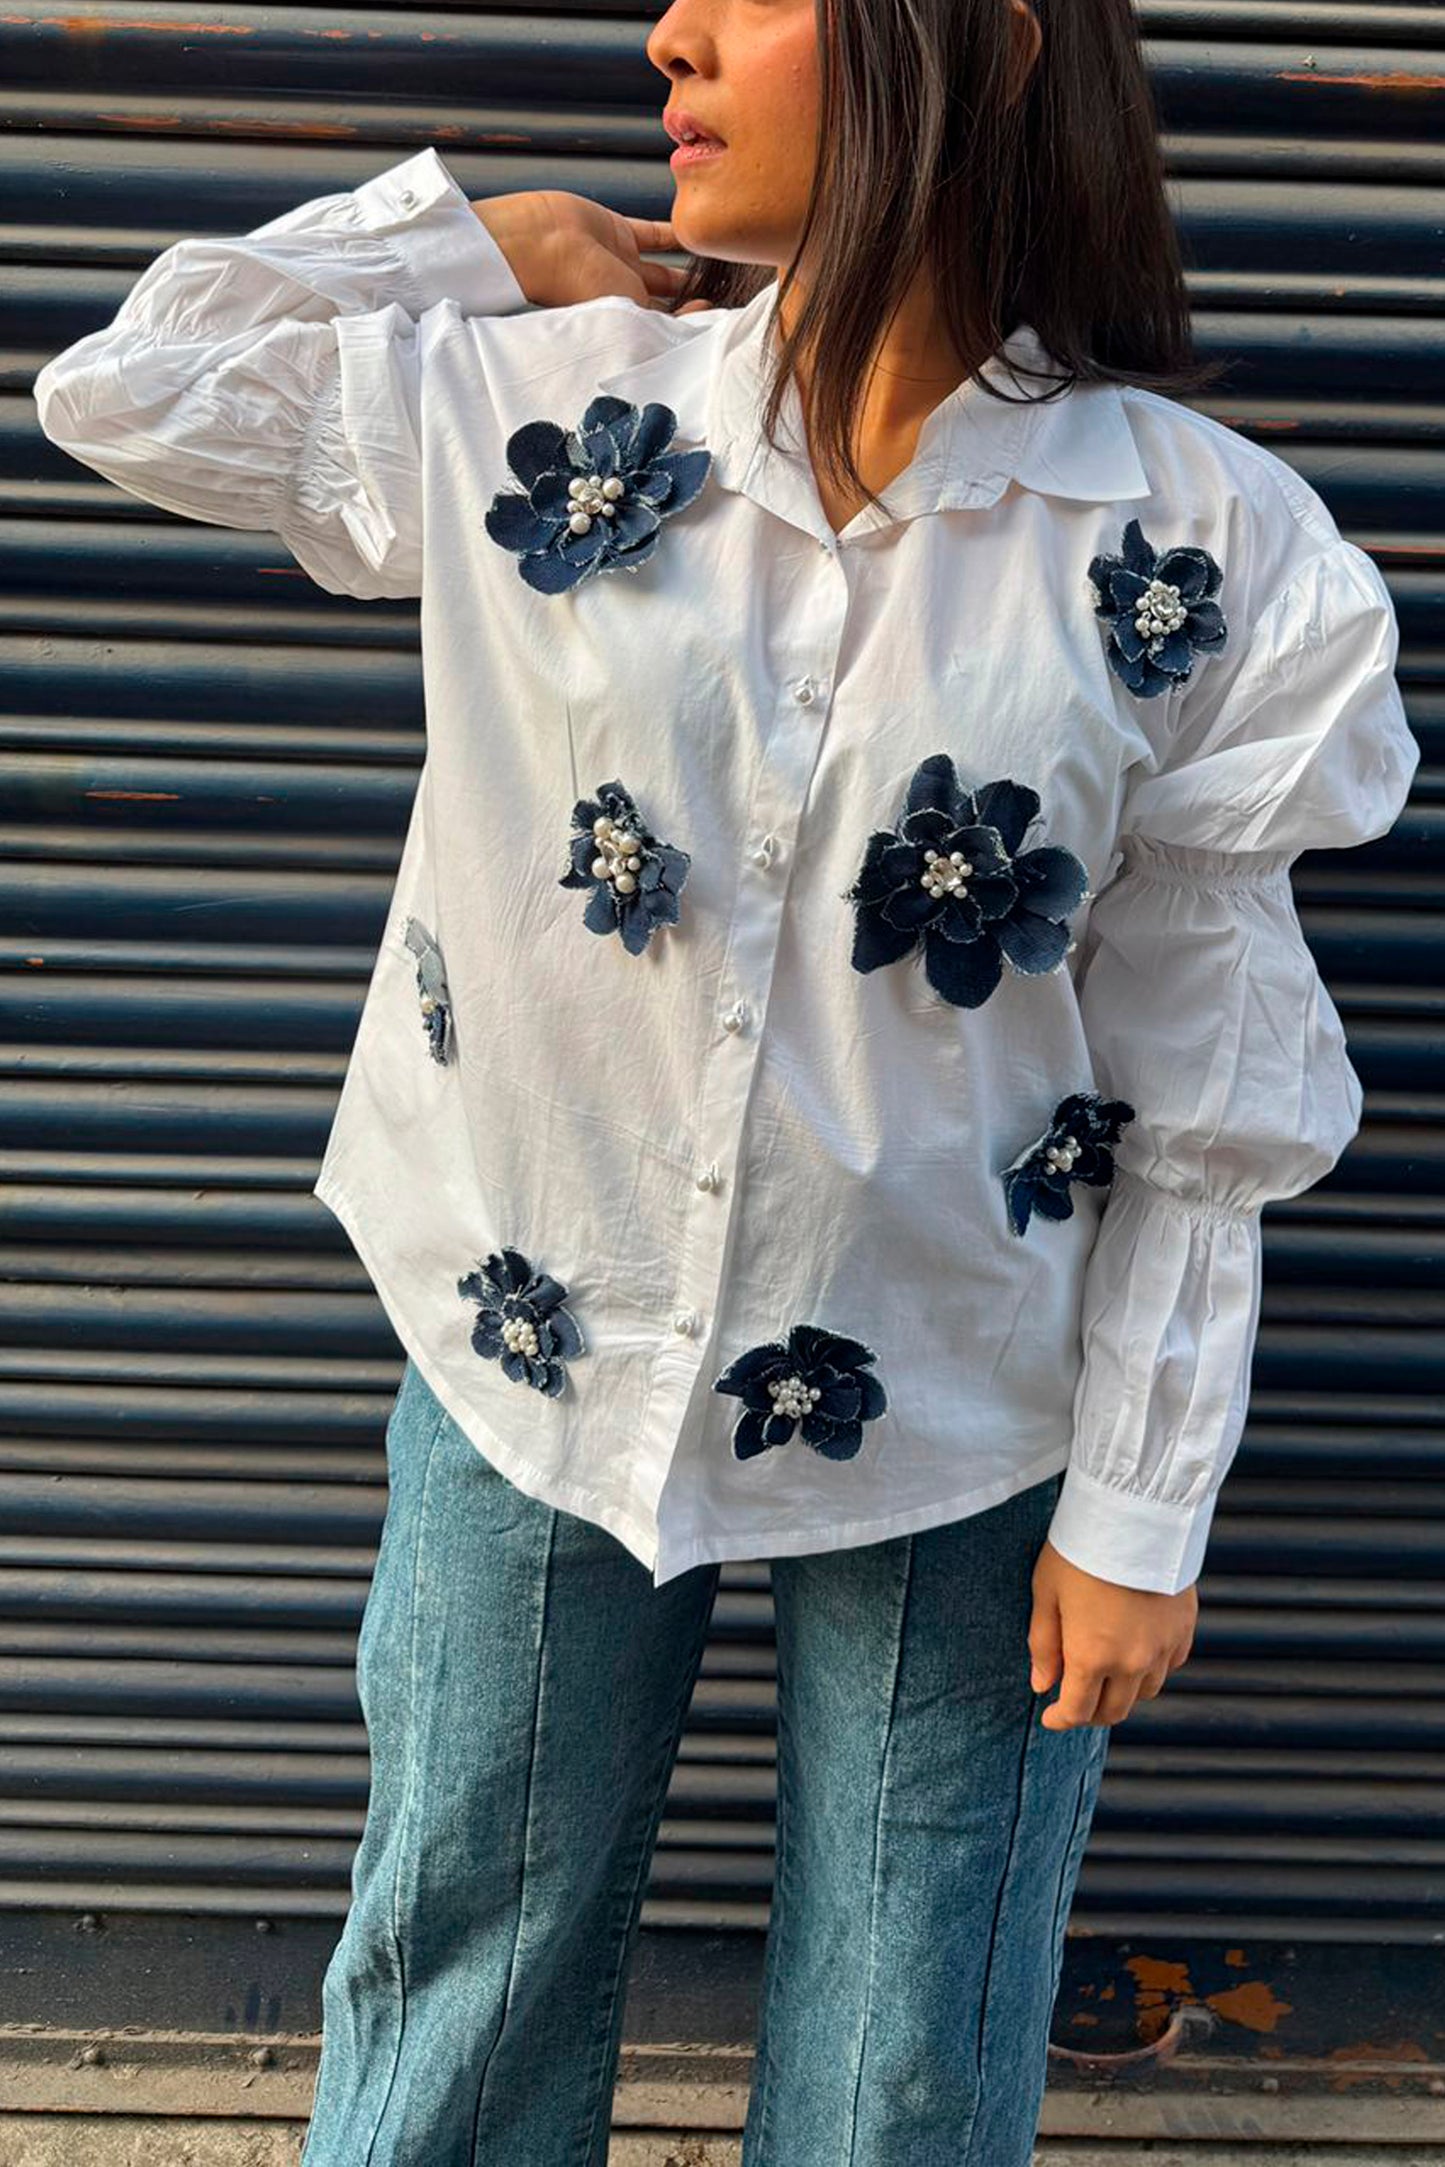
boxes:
[667,0,1230,518]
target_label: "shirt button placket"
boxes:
[642,561,850,1551]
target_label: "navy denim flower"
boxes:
[457,1246,586,1395]
[1001,1091,1135,1235]
[483,396,711,594]
[713,1323,887,1462]
[402,916,452,1064]
[845,753,1090,1009]
[1088,517,1227,697]
[558,779,692,955]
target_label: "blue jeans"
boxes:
[301,1357,1109,2167]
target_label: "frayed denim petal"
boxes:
[560,776,691,953]
[1014,844,1090,919]
[583,880,620,936]
[517,545,589,597]
[610,531,661,576]
[923,925,1003,1007]
[1089,515,1228,698]
[486,395,711,592]
[881,881,941,932]
[902,753,957,819]
[1000,1091,1135,1235]
[715,1339,791,1392]
[734,1407,772,1460]
[969,779,1038,856]
[847,750,1087,1011]
[850,906,919,973]
[996,908,1070,975]
[715,1321,886,1464]
[458,1245,586,1394]
[935,892,987,942]
[807,1417,865,1461]
[1155,541,1221,601]
[402,917,453,1064]
[504,418,569,490]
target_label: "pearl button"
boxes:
[696,1163,721,1191]
[399,186,416,208]
[792,678,815,705]
[750,838,775,867]
[672,1308,698,1335]
[721,1001,748,1032]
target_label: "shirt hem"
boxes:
[652,1437,1074,1589]
[315,1170,1074,1597]
[313,1168,664,1573]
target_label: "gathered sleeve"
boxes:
[31,147,529,600]
[1047,536,1420,1595]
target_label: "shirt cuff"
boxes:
[350,146,531,320]
[1045,1457,1217,1595]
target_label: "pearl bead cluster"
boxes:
[769,1373,822,1420]
[920,845,975,899]
[501,1309,541,1360]
[591,813,646,895]
[567,472,626,536]
[1134,577,1188,650]
[1043,1131,1081,1174]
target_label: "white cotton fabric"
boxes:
[33,147,1420,1594]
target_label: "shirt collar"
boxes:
[593,283,1150,543]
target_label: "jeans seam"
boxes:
[468,1505,560,2165]
[359,1389,451,2167]
[840,1535,915,2164]
[958,1686,1041,2167]
[746,1590,793,2166]
[573,1577,719,2167]
[1045,1747,1094,2010]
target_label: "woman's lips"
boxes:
[670,137,727,169]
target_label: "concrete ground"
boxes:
[1,2125,1443,2167]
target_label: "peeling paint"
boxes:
[1205,1980,1294,2033]
[1127,1955,1192,1995]
[1325,2038,1435,2092]
[36,15,258,34]
[1277,68,1445,95]
[1126,1954,1193,2043]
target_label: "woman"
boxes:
[33,0,1417,2158]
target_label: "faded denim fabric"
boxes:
[300,1358,1109,2167]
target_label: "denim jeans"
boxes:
[300,1356,1109,2167]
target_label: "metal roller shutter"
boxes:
[4,0,1442,2142]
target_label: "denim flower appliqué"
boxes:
[558,779,692,955]
[402,916,452,1064]
[713,1324,888,1463]
[1001,1091,1136,1235]
[457,1247,586,1396]
[1088,517,1227,698]
[844,752,1090,1009]
[483,396,711,594]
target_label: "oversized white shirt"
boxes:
[33,146,1419,1595]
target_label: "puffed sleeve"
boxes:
[30,147,529,600]
[1047,536,1420,1594]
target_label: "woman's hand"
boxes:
[472,191,710,314]
[1029,1539,1197,1731]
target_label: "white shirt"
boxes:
[33,146,1420,1596]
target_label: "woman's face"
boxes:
[646,0,821,272]
[647,0,1040,279]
